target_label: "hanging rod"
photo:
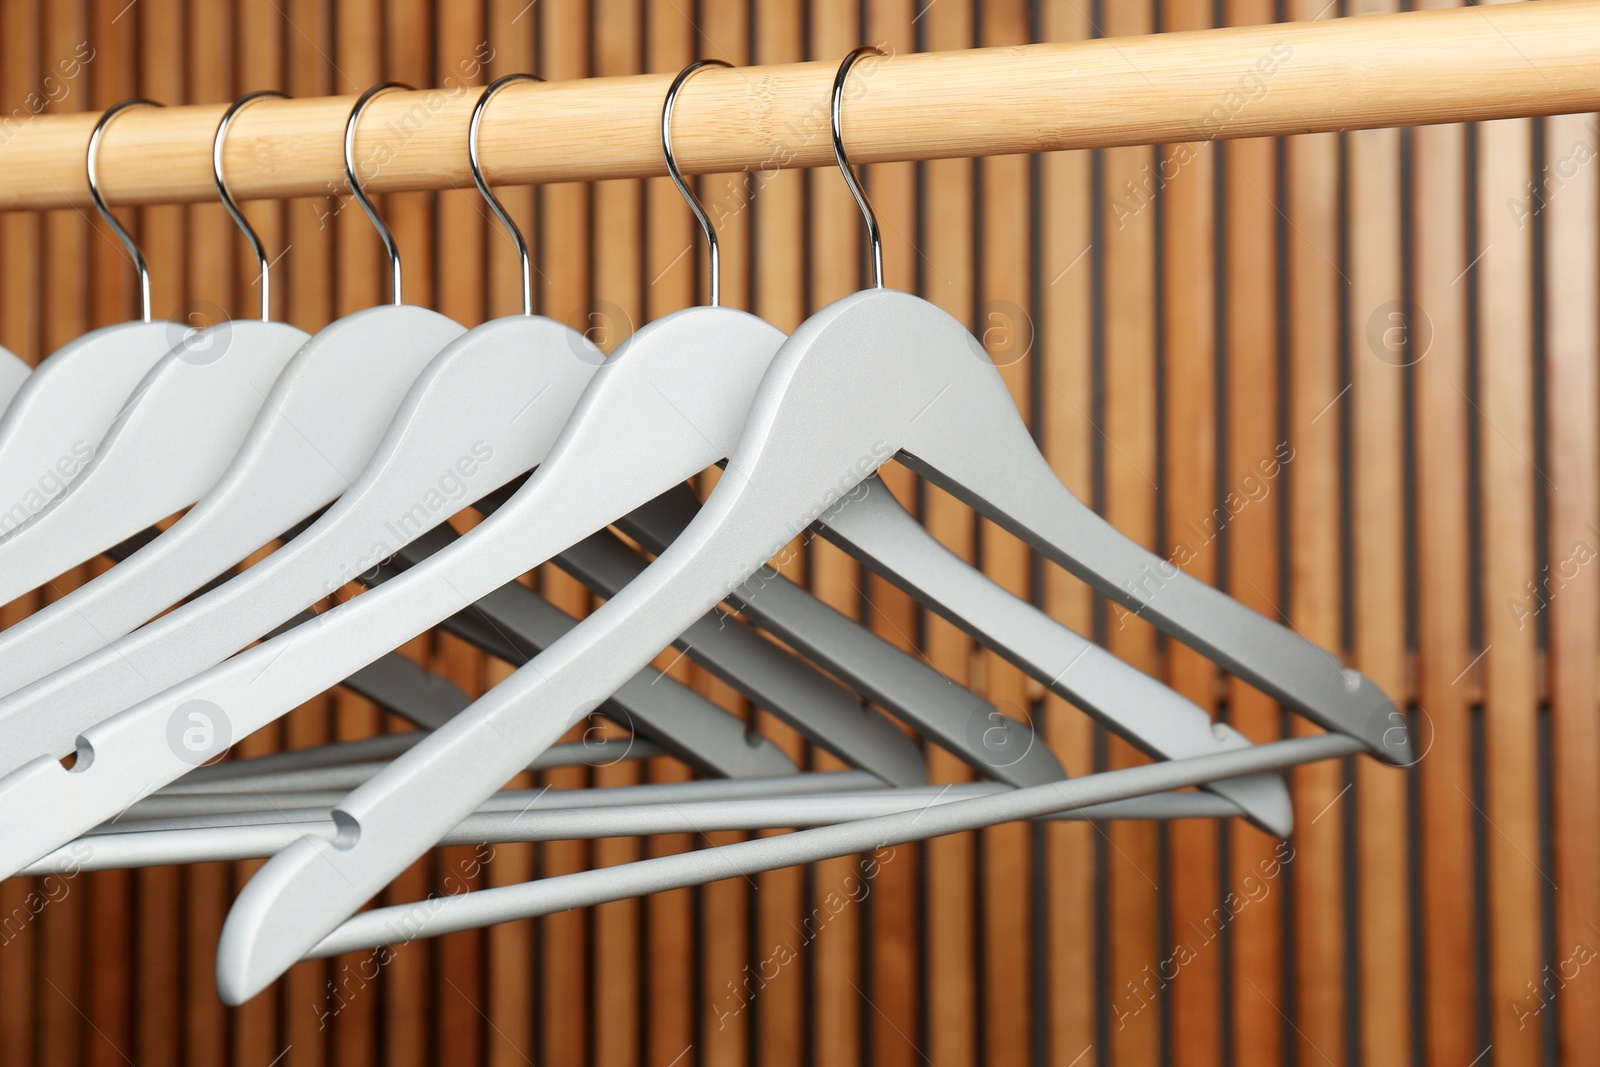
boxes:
[1,0,1595,212]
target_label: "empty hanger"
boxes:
[0,92,316,605]
[0,61,1074,881]
[0,87,468,698]
[207,48,1402,992]
[0,101,188,545]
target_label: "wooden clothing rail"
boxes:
[1,0,1597,210]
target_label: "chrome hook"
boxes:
[344,83,412,306]
[662,59,730,308]
[213,90,287,322]
[86,98,163,323]
[470,74,541,317]
[831,46,885,290]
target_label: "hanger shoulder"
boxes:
[0,321,309,606]
[815,474,1292,835]
[553,526,926,786]
[0,322,178,539]
[617,486,1064,787]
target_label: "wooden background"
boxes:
[0,0,1592,1065]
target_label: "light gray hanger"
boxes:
[0,61,1081,885]
[0,101,189,543]
[618,483,1290,834]
[206,48,1395,995]
[0,87,468,699]
[272,734,1358,963]
[26,780,1244,877]
[372,521,923,785]
[0,76,611,765]
[0,94,322,605]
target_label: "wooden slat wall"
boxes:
[0,2,1592,1065]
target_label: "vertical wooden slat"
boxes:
[1543,105,1600,1066]
[862,2,923,1065]
[535,3,593,1064]
[589,2,645,1064]
[640,5,696,1065]
[749,5,813,1066]
[429,3,491,1063]
[1282,5,1350,1065]
[80,4,139,1064]
[135,2,187,1063]
[975,1,1037,1062]
[1161,1,1226,1063]
[272,0,339,1061]
[184,0,240,1061]
[1475,6,1545,1058]
[1345,6,1414,1067]
[1410,2,1478,1060]
[34,3,91,1066]
[917,1,979,1062]
[327,3,386,1062]
[1099,1,1163,1064]
[1220,3,1287,1064]
[482,8,541,1067]
[807,3,867,1065]
[1038,6,1099,1063]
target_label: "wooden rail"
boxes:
[0,0,1595,209]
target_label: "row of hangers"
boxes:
[0,49,1410,1004]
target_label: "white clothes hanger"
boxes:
[206,48,1401,994]
[373,521,925,786]
[0,102,190,544]
[0,62,1066,849]
[279,735,1358,964]
[618,483,1291,835]
[0,93,320,606]
[0,87,467,694]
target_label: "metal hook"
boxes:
[87,98,163,323]
[831,46,885,290]
[662,59,730,308]
[470,74,541,317]
[344,83,412,306]
[214,90,287,322]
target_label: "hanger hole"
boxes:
[329,810,362,850]
[62,738,94,773]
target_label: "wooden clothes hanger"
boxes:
[207,48,1405,999]
[0,87,468,696]
[0,101,192,545]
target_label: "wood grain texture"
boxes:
[0,2,1584,1066]
[0,1,1595,208]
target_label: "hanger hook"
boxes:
[87,98,164,323]
[662,59,730,308]
[214,90,287,322]
[344,83,412,307]
[831,46,885,290]
[470,74,541,317]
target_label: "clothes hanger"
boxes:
[275,735,1358,963]
[207,48,1403,993]
[0,95,321,605]
[26,779,1244,878]
[371,521,926,786]
[0,87,469,695]
[0,101,191,543]
[0,75,604,749]
[0,59,1068,863]
[617,483,1290,834]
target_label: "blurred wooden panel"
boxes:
[0,2,1586,1066]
